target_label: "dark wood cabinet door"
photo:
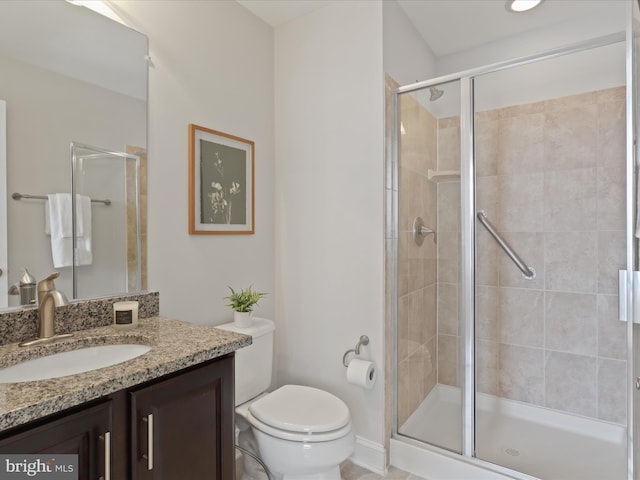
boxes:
[130,355,234,480]
[0,401,112,480]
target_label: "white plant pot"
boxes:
[234,311,253,328]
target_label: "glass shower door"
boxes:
[71,143,141,300]
[473,40,628,480]
[395,79,464,454]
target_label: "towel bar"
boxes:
[12,192,111,206]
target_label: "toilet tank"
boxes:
[215,317,275,406]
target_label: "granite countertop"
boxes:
[0,316,250,431]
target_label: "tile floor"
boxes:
[236,456,426,479]
[340,460,426,480]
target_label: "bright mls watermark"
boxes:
[0,455,77,479]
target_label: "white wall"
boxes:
[383,0,436,86]
[113,0,275,325]
[274,0,386,467]
[115,0,388,470]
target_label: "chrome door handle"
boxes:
[142,414,154,470]
[98,431,111,480]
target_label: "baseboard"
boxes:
[349,435,387,475]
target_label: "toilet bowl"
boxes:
[216,318,355,480]
[239,384,355,480]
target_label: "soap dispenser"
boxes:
[8,268,37,306]
[19,268,36,305]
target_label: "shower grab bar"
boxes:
[477,210,535,280]
[12,192,111,205]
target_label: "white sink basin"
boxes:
[0,344,151,383]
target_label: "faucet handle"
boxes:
[37,272,68,307]
[38,272,60,292]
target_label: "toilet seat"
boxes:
[247,385,352,442]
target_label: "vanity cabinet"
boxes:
[130,355,235,479]
[0,354,235,480]
[0,401,112,479]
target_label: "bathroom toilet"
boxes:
[216,317,355,480]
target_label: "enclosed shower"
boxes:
[388,5,640,479]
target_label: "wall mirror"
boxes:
[0,0,148,309]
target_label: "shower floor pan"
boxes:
[398,384,626,480]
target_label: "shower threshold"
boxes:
[397,385,626,480]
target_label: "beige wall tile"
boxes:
[438,334,459,387]
[498,288,544,348]
[397,357,411,427]
[423,284,437,342]
[597,358,627,424]
[597,294,626,361]
[408,289,426,352]
[475,114,499,177]
[597,166,626,231]
[499,101,544,118]
[544,167,596,232]
[477,339,498,396]
[398,232,409,298]
[597,86,625,103]
[497,173,544,232]
[398,294,409,362]
[476,228,498,287]
[545,292,597,356]
[437,124,460,172]
[498,344,544,405]
[598,230,626,295]
[437,231,459,284]
[437,283,459,336]
[476,175,498,214]
[437,182,460,233]
[476,286,498,341]
[545,231,597,293]
[498,113,544,175]
[597,99,625,169]
[399,94,424,174]
[544,104,598,171]
[545,351,596,417]
[543,90,597,112]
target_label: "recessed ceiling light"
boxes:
[506,0,543,12]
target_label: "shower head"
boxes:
[429,86,444,101]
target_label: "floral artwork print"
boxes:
[200,140,247,225]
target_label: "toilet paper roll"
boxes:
[346,358,376,389]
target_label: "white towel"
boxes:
[45,193,92,268]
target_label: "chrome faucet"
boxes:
[20,272,73,347]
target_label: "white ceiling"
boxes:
[236,0,627,57]
[397,0,626,57]
[236,0,333,27]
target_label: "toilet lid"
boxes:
[248,385,350,435]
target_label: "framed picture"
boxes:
[188,124,255,234]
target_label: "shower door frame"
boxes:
[390,23,637,480]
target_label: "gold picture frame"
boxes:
[188,124,255,234]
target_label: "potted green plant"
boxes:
[225,286,267,327]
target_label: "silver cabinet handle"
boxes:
[142,414,154,470]
[98,431,111,480]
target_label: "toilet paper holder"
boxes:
[342,335,370,367]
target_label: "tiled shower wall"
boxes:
[436,86,627,425]
[396,88,439,427]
